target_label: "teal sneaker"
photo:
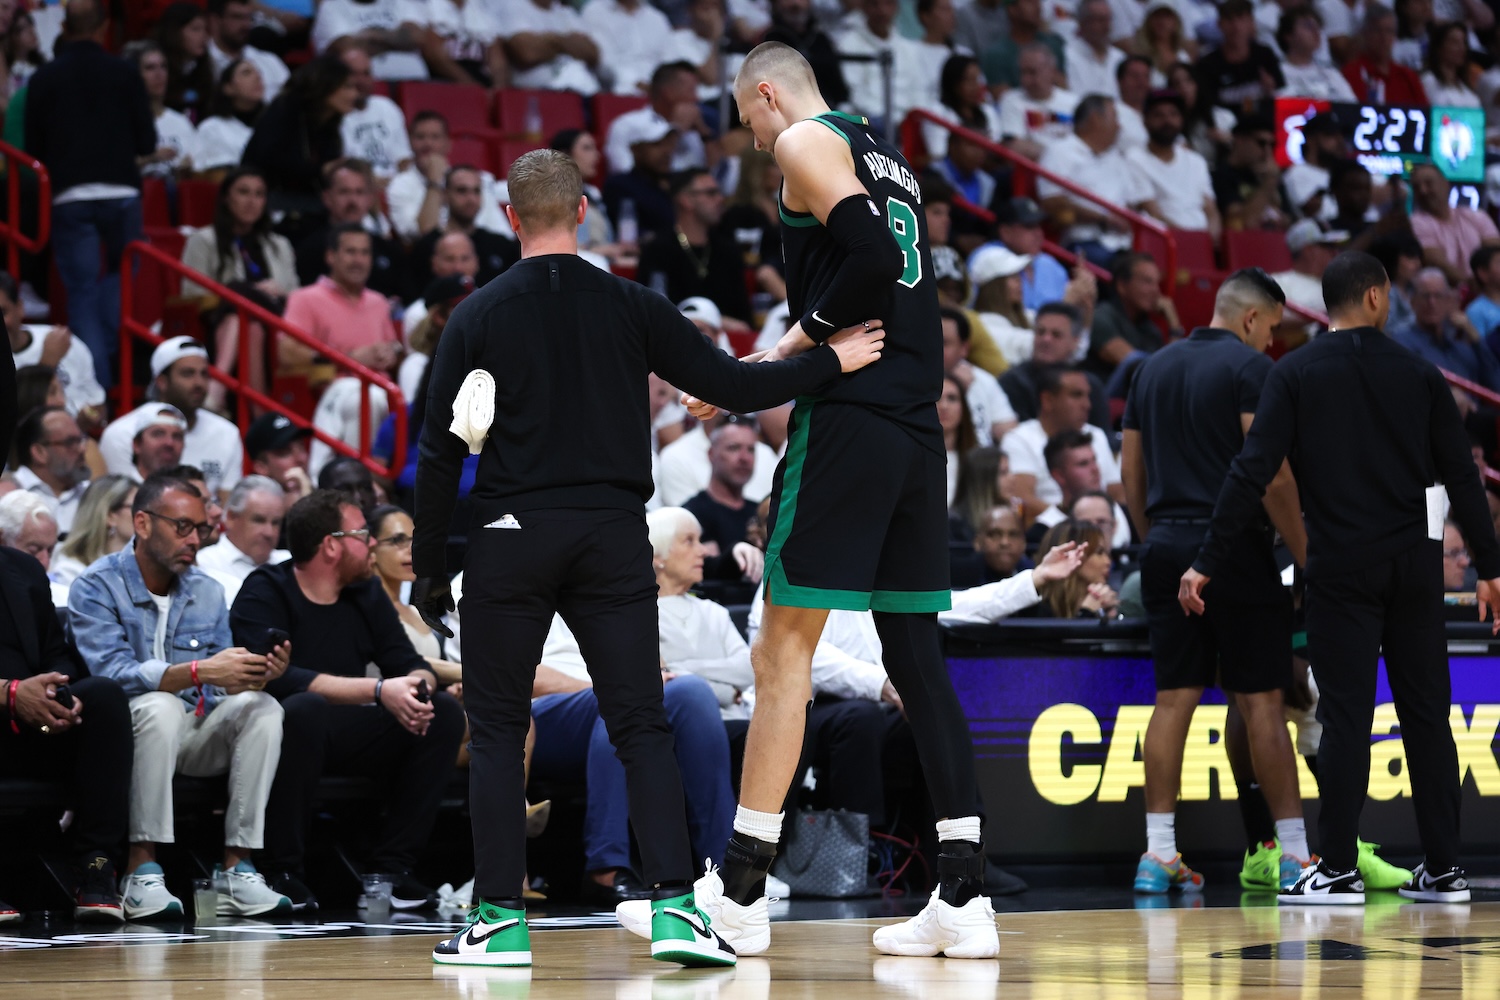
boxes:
[649,891,736,967]
[1133,853,1205,894]
[1357,839,1413,891]
[432,901,531,966]
[1239,840,1281,891]
[1279,853,1312,891]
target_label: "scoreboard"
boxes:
[1274,97,1486,184]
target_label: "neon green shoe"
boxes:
[650,890,737,967]
[1357,839,1412,891]
[1239,840,1281,891]
[432,901,531,966]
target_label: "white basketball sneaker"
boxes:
[615,861,772,955]
[872,888,1000,959]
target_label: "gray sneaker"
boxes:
[216,863,294,917]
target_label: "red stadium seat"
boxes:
[899,112,930,172]
[1173,269,1226,332]
[1224,228,1293,274]
[497,138,547,178]
[177,179,221,228]
[142,178,172,228]
[449,133,499,176]
[132,227,190,326]
[591,93,649,147]
[400,81,490,131]
[495,88,586,138]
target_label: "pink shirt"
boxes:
[1411,207,1500,275]
[283,276,399,360]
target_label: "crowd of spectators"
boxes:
[3,0,1500,921]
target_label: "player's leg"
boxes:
[1283,567,1384,904]
[561,510,734,967]
[1224,699,1281,890]
[1137,526,1211,893]
[1382,543,1467,901]
[433,521,561,966]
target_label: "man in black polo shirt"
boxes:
[1121,268,1310,896]
[1181,252,1500,904]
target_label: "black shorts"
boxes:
[1140,522,1292,693]
[764,400,950,613]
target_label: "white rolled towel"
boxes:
[450,369,495,455]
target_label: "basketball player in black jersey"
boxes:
[616,42,1000,959]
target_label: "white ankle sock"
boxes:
[1145,813,1176,860]
[733,805,784,844]
[935,816,982,844]
[1275,818,1310,861]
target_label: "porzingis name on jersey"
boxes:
[861,150,922,206]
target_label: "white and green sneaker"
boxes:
[650,891,737,968]
[433,901,531,967]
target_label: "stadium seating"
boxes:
[1225,228,1292,274]
[400,80,491,132]
[495,88,587,138]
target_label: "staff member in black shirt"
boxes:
[1181,251,1500,905]
[410,149,884,969]
[1122,269,1311,896]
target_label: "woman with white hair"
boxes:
[648,507,755,720]
[50,476,137,588]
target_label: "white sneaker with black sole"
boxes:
[615,861,771,955]
[872,888,1000,959]
[1398,863,1471,903]
[1278,862,1365,905]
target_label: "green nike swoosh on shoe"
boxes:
[433,901,531,967]
[650,891,736,968]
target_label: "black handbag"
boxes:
[771,809,874,898]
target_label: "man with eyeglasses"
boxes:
[638,168,753,326]
[13,406,91,535]
[1442,521,1473,592]
[68,473,293,922]
[231,489,465,914]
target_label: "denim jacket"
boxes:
[67,541,231,712]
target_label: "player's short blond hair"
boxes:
[734,41,819,99]
[507,149,583,233]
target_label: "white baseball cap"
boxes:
[678,296,723,330]
[133,403,188,438]
[617,111,675,148]
[150,335,209,380]
[968,245,1033,288]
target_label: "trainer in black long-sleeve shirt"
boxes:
[413,253,842,578]
[1193,327,1500,580]
[230,560,427,698]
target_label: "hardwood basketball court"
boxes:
[6,897,1500,998]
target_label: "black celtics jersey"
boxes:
[779,111,945,454]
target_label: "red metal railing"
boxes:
[119,241,407,478]
[907,110,1177,292]
[0,141,50,278]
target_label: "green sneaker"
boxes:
[650,891,737,967]
[1357,839,1412,891]
[1239,840,1281,891]
[432,901,531,966]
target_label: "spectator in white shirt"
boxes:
[4,274,106,426]
[195,58,268,172]
[1112,53,1151,150]
[920,54,1002,162]
[604,61,710,175]
[942,307,1018,446]
[195,475,290,606]
[312,0,429,81]
[659,412,780,507]
[998,44,1080,161]
[956,0,1011,57]
[1272,218,1347,332]
[1038,95,1158,267]
[208,0,290,101]
[1125,90,1219,237]
[583,0,678,96]
[117,405,188,486]
[666,0,741,104]
[1282,110,1348,220]
[838,0,928,128]
[100,338,245,500]
[425,0,509,85]
[126,40,197,179]
[1316,0,1366,64]
[501,0,603,96]
[1276,5,1357,99]
[334,42,413,181]
[1421,21,1482,107]
[1067,0,1126,97]
[913,0,961,111]
[1001,365,1124,520]
[385,111,509,241]
[11,406,90,536]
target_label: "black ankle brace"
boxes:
[722,833,778,905]
[937,841,986,906]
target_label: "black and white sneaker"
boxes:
[1278,862,1365,905]
[390,872,439,911]
[1398,863,1471,903]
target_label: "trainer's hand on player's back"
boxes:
[681,392,719,422]
[1478,578,1500,635]
[827,319,884,372]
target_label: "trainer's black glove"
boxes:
[411,576,455,638]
